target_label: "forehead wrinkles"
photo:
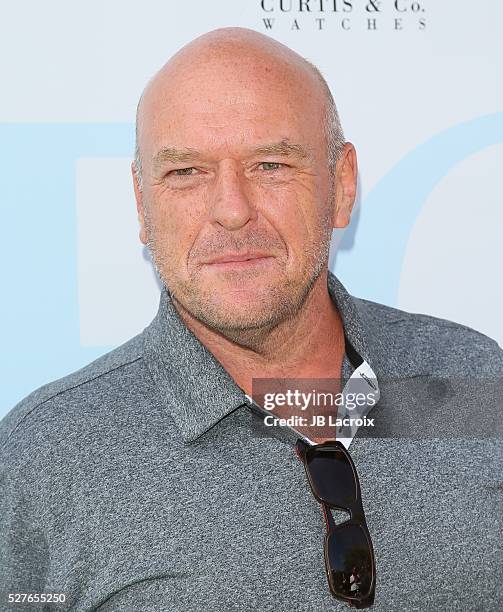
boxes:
[147,70,317,121]
[140,89,324,166]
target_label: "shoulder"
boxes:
[353,297,503,376]
[0,331,148,464]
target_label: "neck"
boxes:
[171,270,346,396]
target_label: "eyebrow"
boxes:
[250,140,311,159]
[152,147,202,169]
[151,139,312,170]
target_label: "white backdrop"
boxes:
[1,0,502,417]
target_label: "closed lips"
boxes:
[204,253,273,264]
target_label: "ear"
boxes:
[132,162,149,245]
[331,142,358,229]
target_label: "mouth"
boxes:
[202,253,275,271]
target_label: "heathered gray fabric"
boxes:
[1,270,502,612]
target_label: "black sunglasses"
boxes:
[295,438,376,608]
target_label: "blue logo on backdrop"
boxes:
[1,113,502,415]
[333,113,503,302]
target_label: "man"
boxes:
[1,27,502,611]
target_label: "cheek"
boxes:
[261,181,327,257]
[148,191,206,264]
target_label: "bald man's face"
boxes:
[133,44,356,333]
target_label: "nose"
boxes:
[209,160,256,230]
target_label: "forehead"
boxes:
[139,53,327,159]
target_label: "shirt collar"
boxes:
[142,270,376,443]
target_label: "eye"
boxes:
[258,162,284,171]
[169,167,197,176]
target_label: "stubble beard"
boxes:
[144,211,333,346]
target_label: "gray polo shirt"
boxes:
[1,271,502,611]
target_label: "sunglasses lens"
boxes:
[325,523,374,600]
[305,445,357,507]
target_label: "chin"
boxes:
[199,298,276,331]
[168,272,305,331]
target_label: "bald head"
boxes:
[133,27,344,189]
